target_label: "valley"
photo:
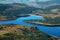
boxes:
[0,0,60,40]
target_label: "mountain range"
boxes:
[28,0,60,8]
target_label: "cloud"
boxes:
[39,0,50,2]
[0,0,51,4]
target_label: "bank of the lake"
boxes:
[0,24,52,40]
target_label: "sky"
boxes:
[30,0,50,2]
[0,0,50,4]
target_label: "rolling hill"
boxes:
[0,3,40,20]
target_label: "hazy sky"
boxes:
[30,0,50,2]
[0,0,50,4]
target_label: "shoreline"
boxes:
[0,15,30,21]
[23,21,60,27]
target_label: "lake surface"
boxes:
[0,15,60,38]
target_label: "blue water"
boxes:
[0,15,60,38]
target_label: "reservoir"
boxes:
[0,15,60,38]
